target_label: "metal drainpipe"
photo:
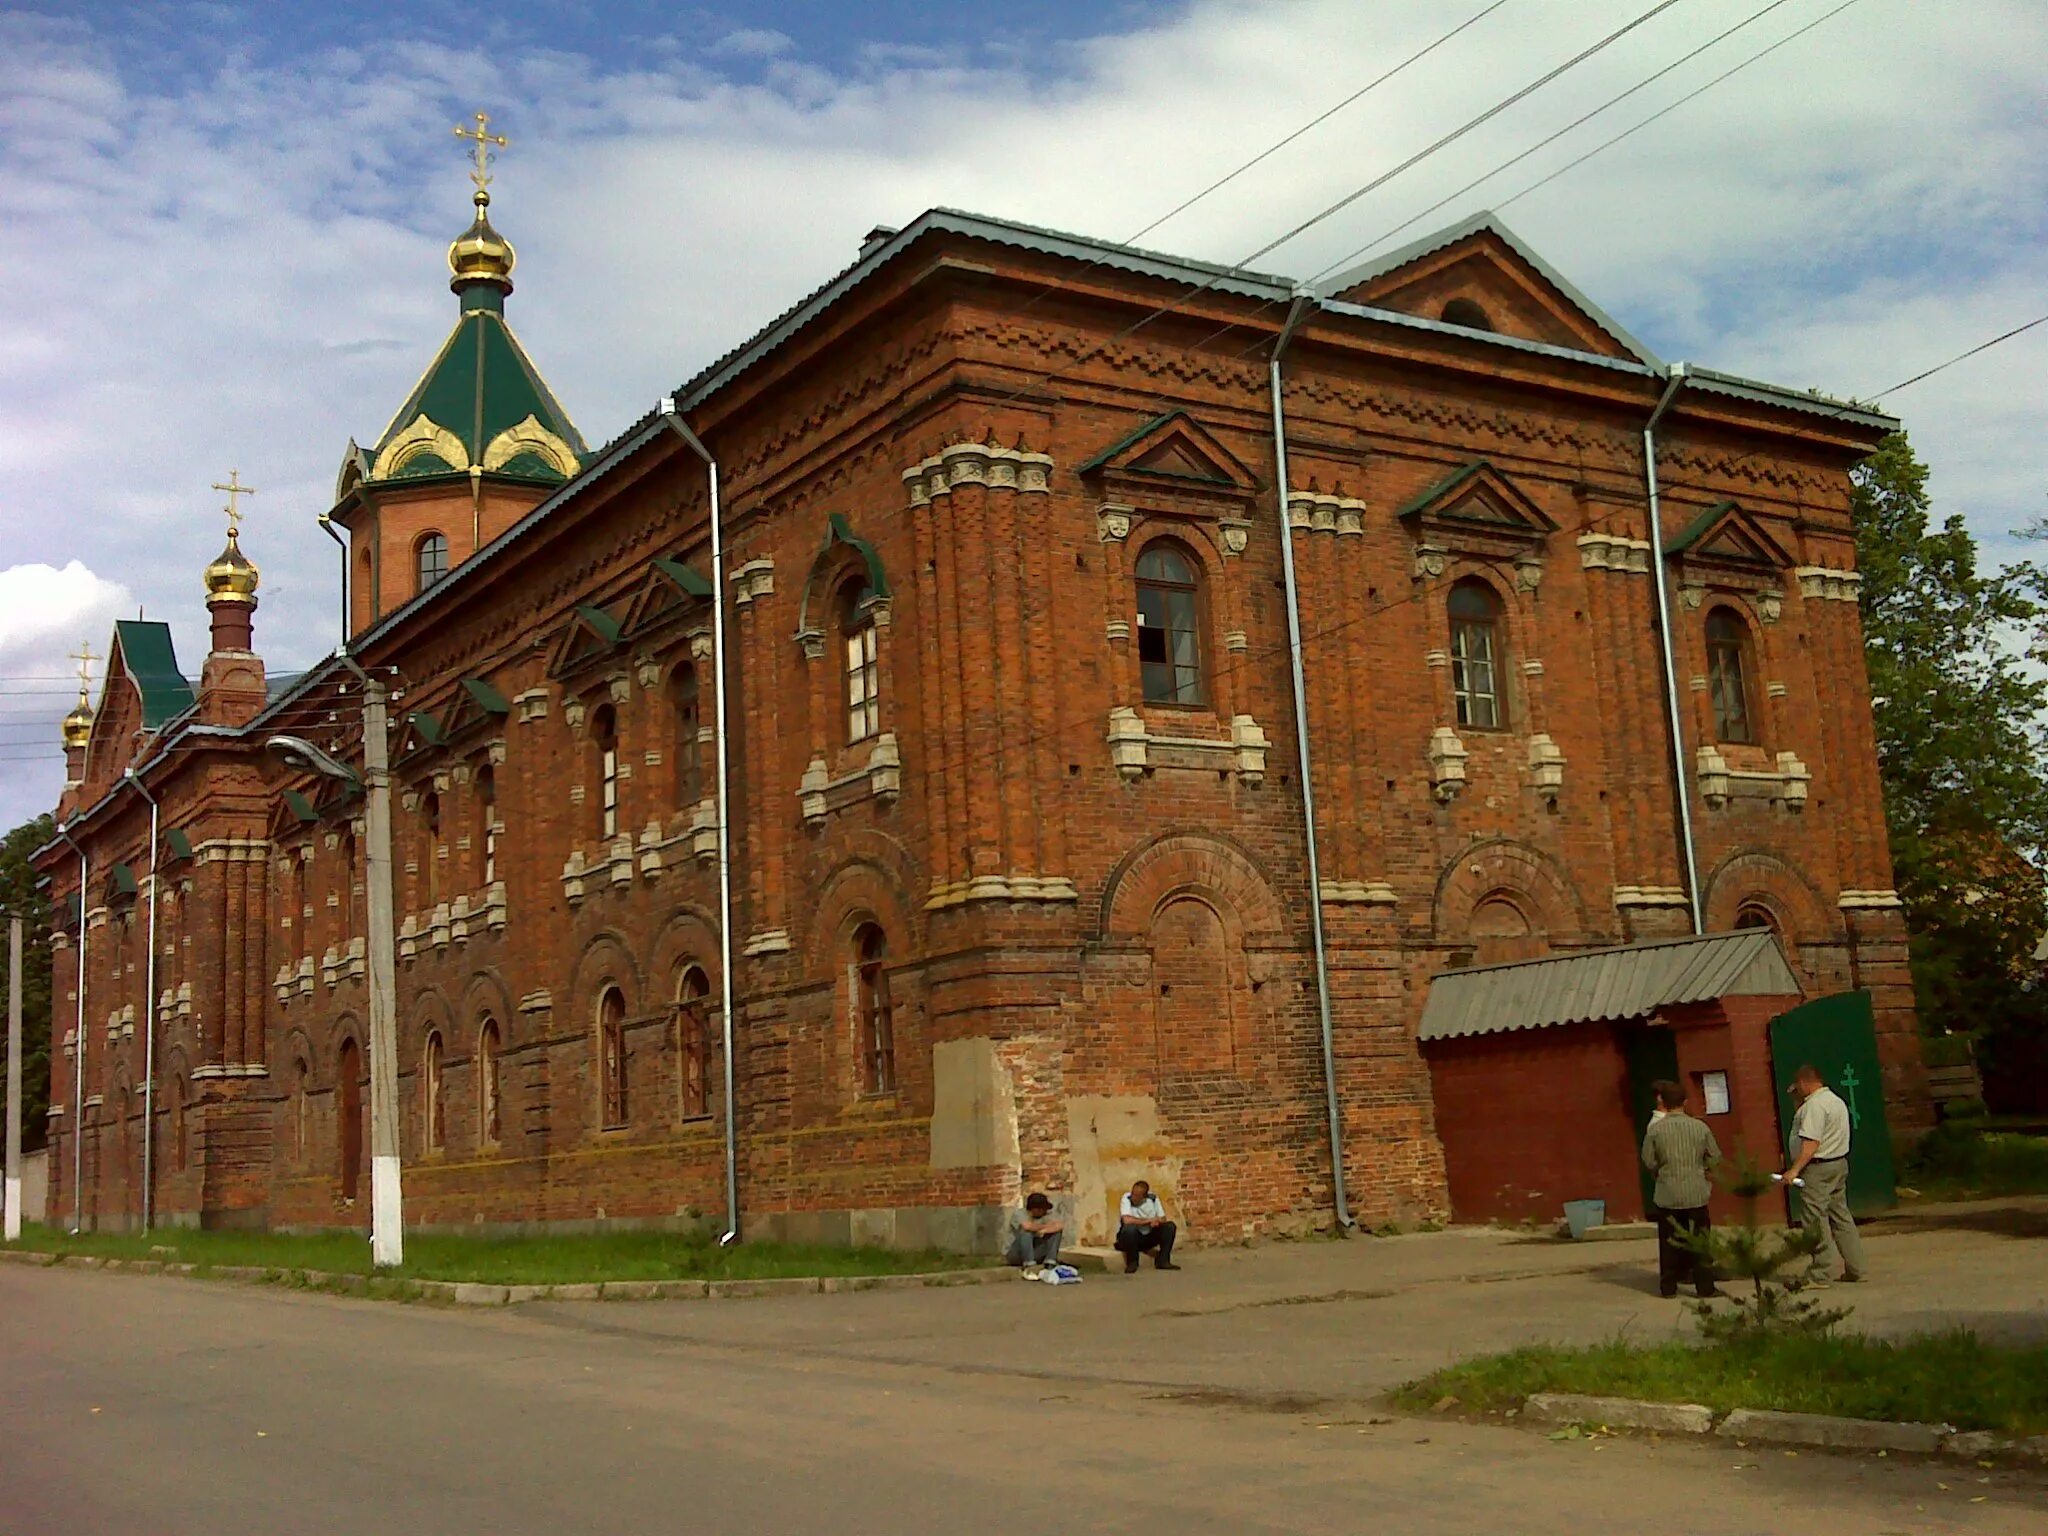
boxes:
[659,400,741,1246]
[318,514,350,642]
[1271,291,1353,1230]
[1643,363,1702,933]
[125,770,161,1231]
[56,822,88,1232]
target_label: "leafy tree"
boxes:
[1852,432,2048,1106]
[0,813,56,1149]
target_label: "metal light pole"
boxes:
[269,698,403,1267]
[6,913,22,1241]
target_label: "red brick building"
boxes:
[36,185,1928,1247]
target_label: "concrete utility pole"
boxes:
[361,678,403,1267]
[268,671,403,1267]
[6,914,22,1241]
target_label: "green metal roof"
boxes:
[461,678,512,715]
[282,790,319,825]
[111,621,195,729]
[1394,460,1491,521]
[370,308,587,486]
[575,603,624,646]
[107,863,137,897]
[162,828,194,862]
[1663,500,1739,556]
[406,711,449,747]
[652,557,713,599]
[1419,931,1803,1043]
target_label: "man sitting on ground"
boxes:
[1006,1191,1065,1271]
[1114,1179,1179,1273]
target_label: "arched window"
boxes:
[853,924,895,1095]
[170,1076,189,1174]
[670,663,702,804]
[475,764,497,886]
[840,577,880,744]
[292,1055,311,1163]
[422,791,443,905]
[1441,296,1495,332]
[477,1019,501,1146]
[423,1031,445,1151]
[1734,901,1779,935]
[1470,893,1543,966]
[1135,543,1204,705]
[358,547,377,621]
[338,828,357,940]
[676,965,711,1119]
[1448,580,1505,730]
[1706,608,1756,744]
[416,532,449,594]
[591,704,620,840]
[598,987,628,1128]
[337,1037,364,1202]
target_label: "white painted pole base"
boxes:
[371,1155,404,1268]
[4,1176,19,1242]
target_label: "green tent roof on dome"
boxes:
[350,120,587,493]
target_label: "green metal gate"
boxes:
[1769,991,1897,1216]
[1623,1025,1681,1219]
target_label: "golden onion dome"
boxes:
[448,189,516,294]
[204,529,260,604]
[61,694,93,750]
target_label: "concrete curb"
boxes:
[1,1245,1008,1306]
[1517,1391,2048,1464]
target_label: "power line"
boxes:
[1306,0,1800,285]
[980,0,1689,416]
[1875,314,2048,397]
[1495,0,1864,213]
[1121,0,1514,248]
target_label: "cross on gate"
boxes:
[1837,1062,1862,1130]
[211,470,257,537]
[454,110,509,191]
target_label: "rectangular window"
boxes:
[1708,647,1752,743]
[601,747,618,839]
[1450,620,1500,729]
[846,626,879,743]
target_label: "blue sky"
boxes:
[2,0,2044,825]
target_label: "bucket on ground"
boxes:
[1563,1199,1606,1240]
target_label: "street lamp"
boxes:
[268,699,403,1268]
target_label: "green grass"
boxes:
[3,1223,989,1285]
[1394,1331,2048,1434]
[1903,1125,2048,1202]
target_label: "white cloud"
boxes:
[1,0,2045,829]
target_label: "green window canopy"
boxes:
[462,678,512,715]
[574,603,624,646]
[282,790,320,825]
[106,863,137,898]
[653,556,713,599]
[406,711,449,746]
[162,828,194,863]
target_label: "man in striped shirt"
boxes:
[1641,1079,1724,1299]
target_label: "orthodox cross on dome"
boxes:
[211,469,257,538]
[70,641,99,694]
[454,110,509,193]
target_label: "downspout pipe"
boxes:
[1643,363,1702,934]
[55,821,88,1233]
[317,514,350,645]
[1270,291,1354,1231]
[125,769,161,1231]
[659,398,741,1247]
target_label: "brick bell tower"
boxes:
[330,111,587,636]
[198,470,268,726]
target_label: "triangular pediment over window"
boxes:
[1396,459,1556,539]
[547,602,625,680]
[1077,410,1260,496]
[1321,212,1657,365]
[1663,500,1792,570]
[624,554,713,639]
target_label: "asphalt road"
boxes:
[3,1265,2043,1535]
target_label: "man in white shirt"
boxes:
[1783,1064,1868,1286]
[1114,1179,1180,1273]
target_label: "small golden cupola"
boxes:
[203,469,260,608]
[448,111,516,304]
[60,641,95,789]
